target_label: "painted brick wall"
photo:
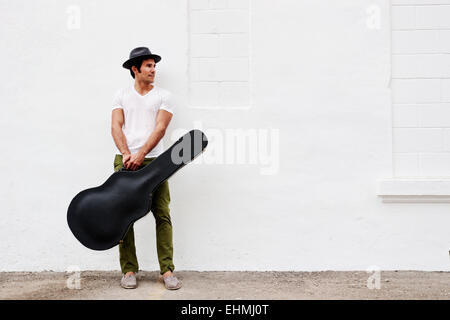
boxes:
[4,1,449,272]
[391,0,450,177]
[188,0,250,108]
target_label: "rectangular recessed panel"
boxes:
[391,2,450,178]
[188,0,251,109]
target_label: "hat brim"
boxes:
[122,54,161,69]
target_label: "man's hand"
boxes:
[120,109,172,171]
[122,153,131,168]
[124,150,146,170]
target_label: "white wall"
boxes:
[392,0,450,177]
[0,0,449,272]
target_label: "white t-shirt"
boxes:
[112,85,174,158]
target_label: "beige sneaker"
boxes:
[163,275,182,290]
[120,273,137,289]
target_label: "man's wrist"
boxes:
[138,148,147,157]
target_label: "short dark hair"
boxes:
[129,57,156,79]
[130,57,146,79]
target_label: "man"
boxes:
[111,47,181,290]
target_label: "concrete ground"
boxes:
[0,271,448,300]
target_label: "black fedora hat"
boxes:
[122,47,161,69]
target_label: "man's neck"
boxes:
[134,80,154,96]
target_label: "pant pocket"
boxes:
[114,154,123,171]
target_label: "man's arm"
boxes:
[126,109,173,170]
[111,108,132,166]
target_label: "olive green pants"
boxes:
[114,154,175,275]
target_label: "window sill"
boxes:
[377,179,450,203]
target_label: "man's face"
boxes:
[134,58,156,83]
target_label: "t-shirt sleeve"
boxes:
[159,90,174,114]
[112,89,123,110]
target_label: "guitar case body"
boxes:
[67,129,207,251]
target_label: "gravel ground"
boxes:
[0,271,448,300]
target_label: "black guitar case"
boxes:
[67,129,208,251]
